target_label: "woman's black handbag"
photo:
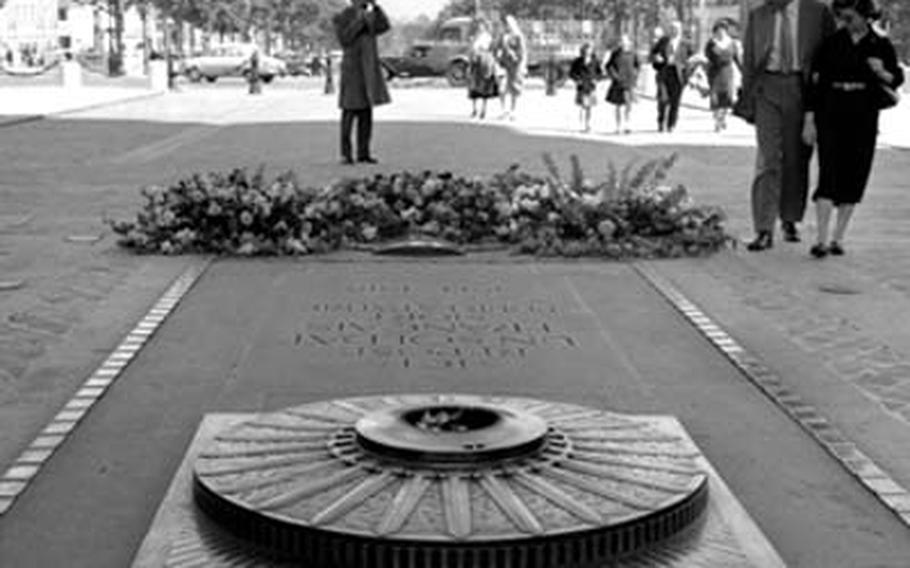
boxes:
[873,82,900,110]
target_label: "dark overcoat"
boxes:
[333,4,391,110]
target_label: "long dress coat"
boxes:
[333,4,391,110]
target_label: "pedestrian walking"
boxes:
[704,20,740,131]
[495,14,527,121]
[467,18,499,120]
[333,0,391,165]
[740,0,835,251]
[604,34,640,134]
[648,21,693,133]
[569,43,601,132]
[806,0,904,258]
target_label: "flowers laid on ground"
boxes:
[108,154,730,259]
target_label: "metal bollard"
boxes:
[248,51,262,95]
[545,56,558,96]
[324,54,335,95]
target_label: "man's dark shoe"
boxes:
[341,156,354,165]
[782,221,800,242]
[810,243,828,258]
[746,232,773,252]
[357,156,378,164]
[828,241,844,256]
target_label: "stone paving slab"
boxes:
[648,252,910,492]
[1,260,909,567]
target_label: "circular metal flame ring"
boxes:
[193,395,709,566]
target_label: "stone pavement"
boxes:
[0,83,909,566]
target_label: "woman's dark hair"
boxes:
[831,0,882,20]
[712,20,729,34]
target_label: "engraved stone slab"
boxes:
[132,409,784,567]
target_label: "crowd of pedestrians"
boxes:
[331,0,904,260]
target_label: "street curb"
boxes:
[634,262,910,530]
[0,89,167,128]
[0,256,212,517]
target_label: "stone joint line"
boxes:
[0,258,212,517]
[633,263,910,529]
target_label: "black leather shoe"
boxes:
[782,221,800,242]
[810,243,828,258]
[746,232,773,251]
[340,156,354,165]
[828,241,844,256]
[357,156,378,164]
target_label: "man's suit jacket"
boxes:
[649,36,694,84]
[741,0,835,106]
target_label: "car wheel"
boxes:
[262,75,275,84]
[446,60,468,88]
[187,68,202,83]
[205,75,217,83]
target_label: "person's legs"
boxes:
[666,72,683,131]
[814,198,833,245]
[623,102,632,133]
[831,204,855,244]
[355,108,374,161]
[614,104,622,133]
[340,109,355,162]
[778,77,811,232]
[656,77,668,131]
[748,77,784,249]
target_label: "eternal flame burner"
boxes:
[192,394,709,567]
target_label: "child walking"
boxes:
[604,34,640,134]
[569,43,601,132]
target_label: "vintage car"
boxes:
[381,16,598,88]
[181,43,286,83]
[381,17,473,87]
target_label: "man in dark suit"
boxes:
[740,0,835,250]
[333,0,391,165]
[649,21,693,133]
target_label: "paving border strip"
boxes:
[0,256,212,516]
[634,262,910,529]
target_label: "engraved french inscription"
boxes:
[297,294,578,369]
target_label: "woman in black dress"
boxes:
[806,0,904,258]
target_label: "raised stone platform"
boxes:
[132,403,783,567]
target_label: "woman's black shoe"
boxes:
[746,232,773,251]
[810,243,828,258]
[828,242,844,256]
[357,156,378,164]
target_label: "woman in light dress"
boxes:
[494,14,527,120]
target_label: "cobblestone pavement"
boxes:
[0,84,909,564]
